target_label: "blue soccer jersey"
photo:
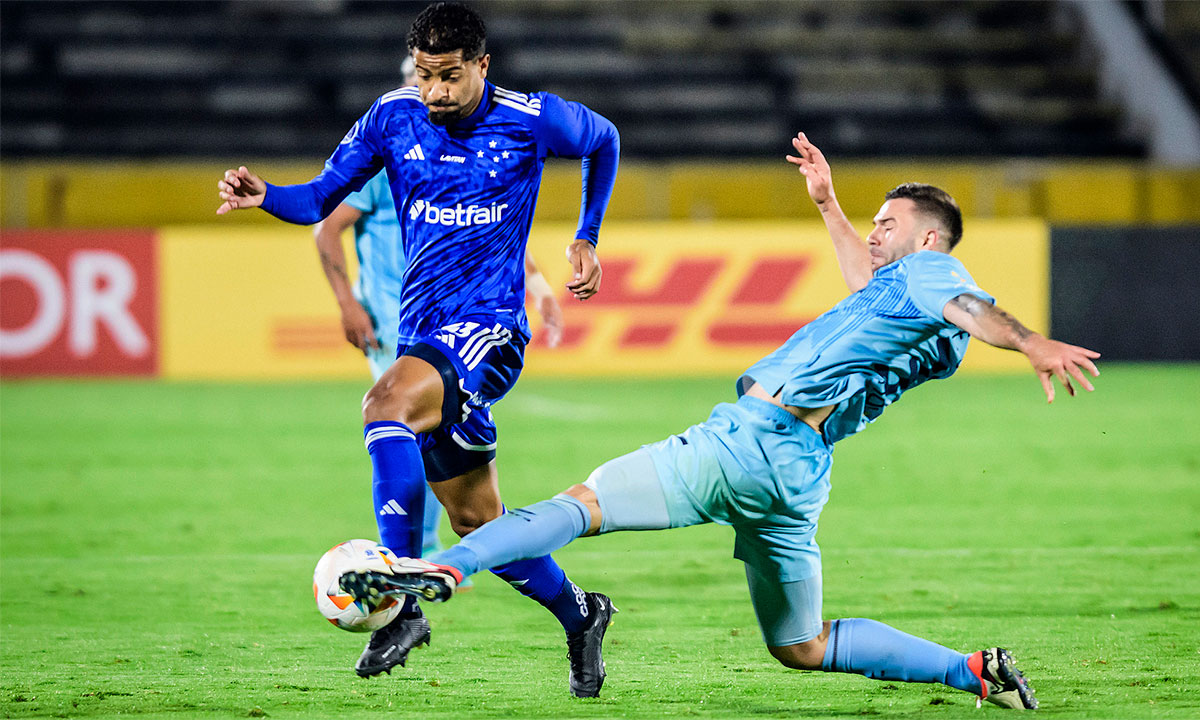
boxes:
[740,251,995,444]
[344,172,404,351]
[261,82,619,346]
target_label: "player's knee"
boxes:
[447,511,495,538]
[361,382,393,422]
[561,483,603,536]
[361,383,438,430]
[768,637,826,670]
[443,502,502,537]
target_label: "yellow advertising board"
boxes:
[158,220,1047,380]
[159,225,369,380]
[523,220,1047,377]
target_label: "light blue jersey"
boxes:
[740,250,994,444]
[576,249,997,592]
[343,172,404,377]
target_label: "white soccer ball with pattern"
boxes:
[313,539,401,632]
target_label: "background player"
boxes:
[216,2,619,693]
[340,132,1101,709]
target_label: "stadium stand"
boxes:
[1143,0,1200,108]
[0,0,1174,159]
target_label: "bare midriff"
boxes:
[744,382,834,435]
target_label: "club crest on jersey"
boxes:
[409,199,509,227]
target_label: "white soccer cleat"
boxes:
[973,647,1038,709]
[339,557,463,603]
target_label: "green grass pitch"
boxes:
[2,366,1198,719]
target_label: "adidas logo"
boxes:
[378,499,407,516]
[403,144,426,161]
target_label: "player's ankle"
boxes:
[966,650,987,697]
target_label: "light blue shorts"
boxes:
[583,395,833,645]
[366,340,398,381]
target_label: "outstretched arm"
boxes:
[219,103,384,224]
[786,132,872,292]
[217,163,376,225]
[313,203,379,354]
[944,293,1100,402]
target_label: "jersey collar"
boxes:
[446,82,494,130]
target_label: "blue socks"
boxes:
[493,557,590,633]
[365,421,426,559]
[822,618,982,695]
[365,420,590,634]
[432,495,593,632]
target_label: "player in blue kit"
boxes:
[314,172,563,380]
[312,170,563,565]
[217,2,619,693]
[340,133,1101,708]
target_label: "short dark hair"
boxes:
[884,183,964,250]
[407,2,487,61]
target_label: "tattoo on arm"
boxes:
[998,308,1034,341]
[318,249,349,282]
[951,293,1033,345]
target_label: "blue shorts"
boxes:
[400,316,525,483]
[584,395,833,645]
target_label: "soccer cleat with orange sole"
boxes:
[340,557,463,603]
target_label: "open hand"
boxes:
[217,166,267,215]
[1024,336,1101,402]
[785,132,834,207]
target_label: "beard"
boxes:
[426,105,462,126]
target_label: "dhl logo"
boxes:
[270,254,817,355]
[530,254,816,350]
[161,220,1043,379]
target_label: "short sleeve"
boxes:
[904,251,995,322]
[344,172,385,213]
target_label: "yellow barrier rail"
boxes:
[2,159,1198,228]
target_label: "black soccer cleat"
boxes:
[566,592,617,698]
[978,647,1038,709]
[354,605,431,677]
[340,557,461,604]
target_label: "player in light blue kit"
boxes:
[341,133,1101,708]
[312,170,563,566]
[217,3,618,693]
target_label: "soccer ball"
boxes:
[313,539,402,632]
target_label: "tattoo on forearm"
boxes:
[952,294,1032,341]
[995,308,1033,341]
[318,250,349,282]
